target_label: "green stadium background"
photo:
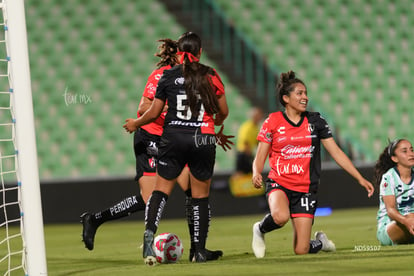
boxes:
[24,0,413,181]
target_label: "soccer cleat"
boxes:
[315,231,336,252]
[252,221,266,258]
[143,230,157,266]
[191,249,206,263]
[80,212,98,251]
[189,248,223,262]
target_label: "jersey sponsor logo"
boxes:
[154,197,167,228]
[193,205,200,242]
[275,156,305,176]
[169,120,210,127]
[174,77,185,85]
[326,124,332,134]
[277,136,286,143]
[277,126,286,134]
[146,82,157,93]
[290,136,304,141]
[146,141,158,156]
[291,135,316,141]
[281,144,315,159]
[109,196,139,216]
[154,73,162,81]
[158,160,168,166]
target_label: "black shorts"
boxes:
[157,128,216,181]
[133,129,160,181]
[265,179,318,218]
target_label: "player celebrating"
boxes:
[123,31,229,264]
[251,70,374,257]
[81,38,226,261]
[375,139,414,245]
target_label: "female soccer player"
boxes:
[251,70,374,257]
[375,139,414,245]
[81,38,226,261]
[123,31,229,264]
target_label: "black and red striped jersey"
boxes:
[155,64,225,135]
[257,111,333,193]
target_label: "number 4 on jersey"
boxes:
[300,196,316,211]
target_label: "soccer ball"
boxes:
[153,232,184,264]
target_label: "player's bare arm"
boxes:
[383,195,414,235]
[214,94,229,126]
[124,99,165,133]
[252,142,270,189]
[322,137,374,197]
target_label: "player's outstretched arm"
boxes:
[322,137,374,197]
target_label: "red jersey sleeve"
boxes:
[257,113,277,144]
[210,69,225,96]
[136,65,171,136]
[142,67,169,100]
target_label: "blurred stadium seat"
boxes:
[24,0,414,179]
[26,0,251,179]
[213,0,414,161]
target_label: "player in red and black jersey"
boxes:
[79,39,183,250]
[124,32,229,264]
[80,39,226,261]
[251,71,374,257]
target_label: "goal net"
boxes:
[0,1,47,275]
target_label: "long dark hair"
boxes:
[373,139,405,187]
[155,38,179,68]
[177,32,220,116]
[276,70,306,107]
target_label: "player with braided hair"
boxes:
[251,70,374,257]
[375,139,414,245]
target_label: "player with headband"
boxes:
[375,138,414,245]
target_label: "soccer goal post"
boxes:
[0,0,48,275]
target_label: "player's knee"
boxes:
[294,244,310,255]
[271,213,289,227]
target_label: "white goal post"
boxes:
[1,0,47,275]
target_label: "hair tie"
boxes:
[177,51,199,63]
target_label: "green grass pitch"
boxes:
[6,207,414,275]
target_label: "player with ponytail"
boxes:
[81,38,227,262]
[124,32,229,264]
[251,70,374,257]
[375,139,414,245]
